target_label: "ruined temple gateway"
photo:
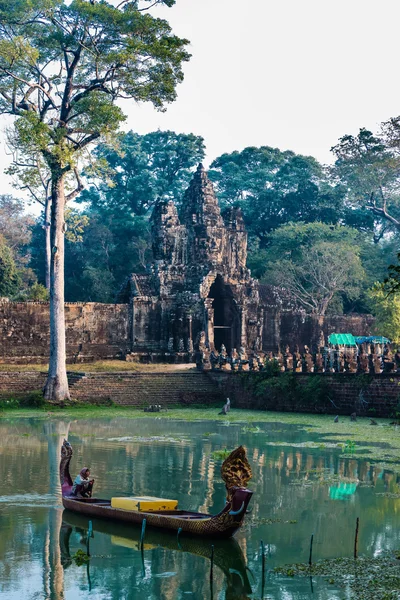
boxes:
[0,164,374,365]
[119,164,290,359]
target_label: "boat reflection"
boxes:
[60,511,252,599]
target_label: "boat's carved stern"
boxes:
[60,439,73,495]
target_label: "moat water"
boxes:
[0,415,399,599]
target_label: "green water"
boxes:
[0,415,399,599]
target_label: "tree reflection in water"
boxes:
[59,513,252,600]
[1,416,400,599]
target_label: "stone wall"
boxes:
[0,302,129,363]
[263,313,375,351]
[207,372,400,418]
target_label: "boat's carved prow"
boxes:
[221,446,252,502]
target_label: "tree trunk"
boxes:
[44,173,70,402]
[44,197,51,290]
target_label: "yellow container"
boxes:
[111,496,178,512]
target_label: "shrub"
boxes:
[0,397,20,409]
[19,390,45,408]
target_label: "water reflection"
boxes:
[60,513,252,599]
[0,416,399,599]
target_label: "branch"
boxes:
[65,167,84,202]
[21,184,45,206]
[73,132,101,151]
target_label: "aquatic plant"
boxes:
[211,448,231,460]
[72,549,90,566]
[274,552,400,600]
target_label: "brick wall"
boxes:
[0,302,129,363]
[207,372,400,418]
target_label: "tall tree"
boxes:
[262,222,365,316]
[0,0,190,401]
[81,129,205,217]
[331,127,400,241]
[209,146,345,245]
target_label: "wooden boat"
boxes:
[60,440,253,539]
[60,512,252,597]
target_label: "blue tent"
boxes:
[354,336,391,344]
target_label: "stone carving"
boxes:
[238,346,249,371]
[358,347,369,373]
[303,345,314,373]
[284,345,293,371]
[382,346,395,372]
[315,348,324,373]
[230,348,239,371]
[294,346,302,373]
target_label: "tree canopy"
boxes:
[261,222,365,316]
[331,127,400,241]
[0,0,191,400]
[81,129,205,217]
[209,146,346,245]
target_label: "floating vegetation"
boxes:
[107,435,188,444]
[211,448,231,460]
[241,425,261,433]
[251,517,297,525]
[342,440,357,453]
[375,492,400,498]
[273,552,400,600]
[72,549,90,566]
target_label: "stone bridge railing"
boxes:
[196,343,400,375]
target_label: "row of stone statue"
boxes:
[196,342,400,374]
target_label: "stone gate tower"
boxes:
[120,164,266,358]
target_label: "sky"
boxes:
[0,0,400,196]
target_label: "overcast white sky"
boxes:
[1,0,399,195]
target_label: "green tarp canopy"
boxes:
[328,333,357,347]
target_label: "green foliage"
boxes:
[0,234,20,297]
[64,209,89,243]
[331,127,400,240]
[72,549,90,566]
[0,0,191,235]
[367,287,400,343]
[383,252,400,296]
[81,130,206,217]
[211,448,231,460]
[0,397,20,410]
[19,391,45,408]
[342,440,356,453]
[27,129,205,301]
[251,371,331,407]
[209,146,345,246]
[261,223,365,315]
[14,282,49,302]
[26,283,49,301]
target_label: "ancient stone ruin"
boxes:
[117,164,375,364]
[119,164,285,361]
[0,164,375,364]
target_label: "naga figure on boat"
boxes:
[59,439,253,538]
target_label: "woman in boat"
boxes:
[71,467,94,497]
